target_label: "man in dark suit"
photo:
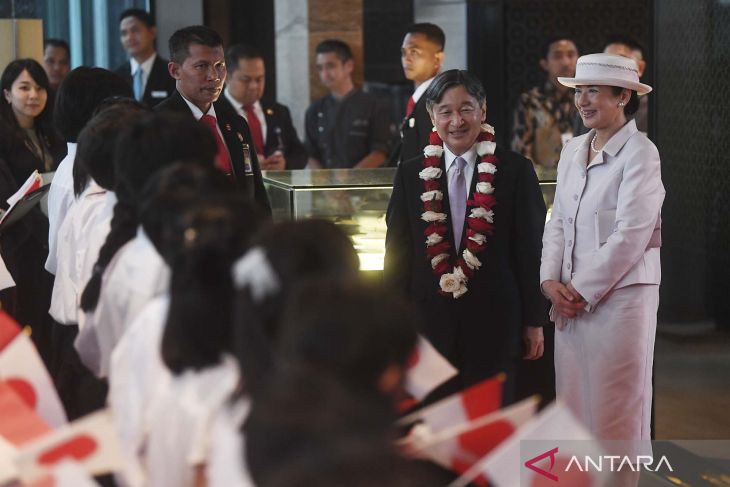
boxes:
[384,70,548,402]
[155,25,270,213]
[114,9,176,108]
[219,44,307,170]
[389,23,445,166]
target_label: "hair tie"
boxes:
[232,247,280,302]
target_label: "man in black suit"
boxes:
[384,70,548,402]
[155,25,270,213]
[219,44,307,170]
[114,9,176,108]
[389,23,445,166]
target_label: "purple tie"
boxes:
[449,156,467,247]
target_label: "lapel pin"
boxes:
[266,108,274,116]
[224,123,232,131]
[236,132,244,142]
[409,118,415,128]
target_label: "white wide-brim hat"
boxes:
[558,53,652,96]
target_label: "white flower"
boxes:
[423,145,444,158]
[453,282,468,298]
[453,266,467,282]
[420,190,443,202]
[468,232,487,245]
[476,140,496,156]
[421,211,447,223]
[480,123,495,135]
[425,232,443,246]
[419,166,443,180]
[462,249,482,270]
[431,253,449,269]
[476,182,495,194]
[439,272,462,293]
[469,207,494,223]
[477,162,497,174]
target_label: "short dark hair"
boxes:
[315,39,353,63]
[541,36,579,60]
[604,34,645,58]
[225,44,264,73]
[424,69,486,113]
[43,38,70,58]
[53,67,132,142]
[610,87,640,116]
[169,25,223,64]
[405,23,445,51]
[119,8,155,28]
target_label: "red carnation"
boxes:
[424,224,447,237]
[456,260,474,279]
[433,259,450,275]
[429,131,442,145]
[468,217,494,234]
[482,154,499,164]
[426,240,451,257]
[423,156,440,168]
[424,200,442,212]
[466,238,485,253]
[478,172,495,183]
[473,193,497,207]
[424,180,440,191]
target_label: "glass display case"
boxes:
[263,169,557,272]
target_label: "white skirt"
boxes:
[555,284,658,440]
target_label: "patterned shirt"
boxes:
[511,81,586,179]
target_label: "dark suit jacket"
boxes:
[114,55,176,108]
[384,146,549,388]
[387,96,433,166]
[217,96,307,169]
[154,91,271,213]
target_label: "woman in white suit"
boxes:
[540,53,664,441]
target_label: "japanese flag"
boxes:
[24,460,101,487]
[412,395,539,483]
[404,335,458,401]
[0,380,52,446]
[0,311,67,427]
[15,409,122,483]
[450,402,607,487]
[400,374,504,433]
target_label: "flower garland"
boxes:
[419,124,500,298]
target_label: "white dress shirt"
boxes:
[224,88,267,141]
[130,53,157,96]
[180,94,227,151]
[411,76,435,105]
[46,142,77,274]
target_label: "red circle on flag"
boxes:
[6,377,37,409]
[38,435,98,465]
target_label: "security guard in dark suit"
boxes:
[114,9,176,108]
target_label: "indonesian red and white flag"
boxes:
[0,311,67,427]
[404,335,458,401]
[23,460,101,487]
[0,380,52,446]
[15,409,122,483]
[412,395,539,482]
[400,373,504,432]
[449,401,607,487]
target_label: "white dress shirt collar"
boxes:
[444,144,478,172]
[412,76,436,105]
[180,94,217,121]
[130,53,156,77]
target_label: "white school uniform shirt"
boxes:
[206,398,255,487]
[49,180,115,325]
[109,295,172,487]
[46,142,77,274]
[75,226,170,377]
[144,356,240,487]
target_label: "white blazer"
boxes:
[540,119,664,309]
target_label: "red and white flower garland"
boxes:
[419,124,500,298]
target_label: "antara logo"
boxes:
[525,448,674,481]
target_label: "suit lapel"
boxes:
[215,106,244,183]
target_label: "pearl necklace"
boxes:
[590,133,602,154]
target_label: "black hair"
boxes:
[611,87,640,117]
[540,35,579,60]
[161,195,264,374]
[604,34,645,58]
[119,8,155,27]
[233,220,360,399]
[225,43,264,72]
[79,112,218,313]
[277,279,417,395]
[315,39,353,63]
[73,99,150,196]
[405,23,445,51]
[53,67,132,142]
[168,25,223,64]
[43,39,70,59]
[0,59,55,142]
[424,69,486,113]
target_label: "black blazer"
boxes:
[154,90,271,213]
[114,55,176,108]
[384,146,549,386]
[217,96,308,170]
[387,96,433,166]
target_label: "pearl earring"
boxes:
[618,101,625,107]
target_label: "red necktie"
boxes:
[405,96,416,117]
[243,105,266,157]
[199,114,232,175]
